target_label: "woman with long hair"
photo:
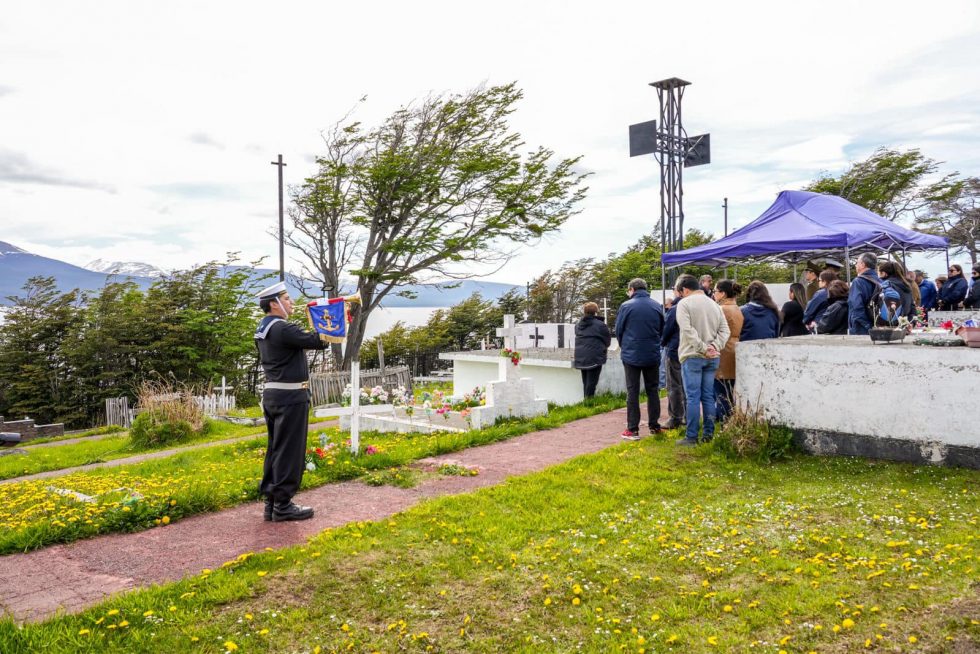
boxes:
[740,281,780,341]
[816,280,851,334]
[878,261,914,320]
[780,282,809,337]
[711,279,743,422]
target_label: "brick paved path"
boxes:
[0,402,667,623]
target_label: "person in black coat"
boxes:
[780,283,809,337]
[573,302,611,398]
[255,281,329,523]
[964,265,980,309]
[816,280,850,334]
[740,281,780,341]
[938,264,968,310]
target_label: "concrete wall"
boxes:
[445,353,627,406]
[735,336,980,467]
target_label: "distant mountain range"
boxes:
[0,241,520,308]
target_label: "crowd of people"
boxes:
[573,256,980,444]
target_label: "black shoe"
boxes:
[272,502,314,522]
[263,497,273,522]
[649,425,664,435]
[675,437,697,447]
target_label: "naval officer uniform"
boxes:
[255,282,327,522]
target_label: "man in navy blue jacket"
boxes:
[615,278,665,439]
[915,270,937,312]
[848,253,882,335]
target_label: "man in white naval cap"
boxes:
[254,281,327,522]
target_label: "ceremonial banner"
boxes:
[306,293,361,343]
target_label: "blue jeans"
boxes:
[681,357,720,442]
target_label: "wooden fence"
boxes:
[309,365,412,406]
[105,397,135,428]
[193,394,236,414]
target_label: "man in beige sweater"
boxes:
[675,274,730,445]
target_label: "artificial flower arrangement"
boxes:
[341,384,390,406]
[500,347,521,366]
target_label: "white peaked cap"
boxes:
[257,281,287,301]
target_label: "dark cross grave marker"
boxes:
[557,324,566,348]
[528,327,545,347]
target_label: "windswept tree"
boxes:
[289,83,588,366]
[915,176,980,265]
[805,147,956,222]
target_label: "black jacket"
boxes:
[780,301,808,337]
[255,317,327,406]
[817,299,849,335]
[883,276,914,319]
[573,315,611,369]
[964,278,980,309]
[660,297,682,361]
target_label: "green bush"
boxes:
[129,412,211,449]
[713,407,797,463]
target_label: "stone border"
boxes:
[793,428,979,469]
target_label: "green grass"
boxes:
[0,395,626,555]
[2,438,976,652]
[0,420,267,482]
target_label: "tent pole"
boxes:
[661,259,667,305]
[844,246,851,283]
[945,248,950,272]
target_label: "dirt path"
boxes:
[0,402,667,623]
[0,420,338,486]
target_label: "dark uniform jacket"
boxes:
[938,274,968,310]
[965,279,980,309]
[255,316,327,406]
[573,315,611,369]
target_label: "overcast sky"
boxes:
[2,0,979,284]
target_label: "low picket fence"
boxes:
[309,365,412,406]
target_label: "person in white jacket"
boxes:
[674,274,730,445]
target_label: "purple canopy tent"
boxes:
[661,191,948,276]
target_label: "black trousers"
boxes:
[623,362,661,432]
[580,366,602,398]
[260,400,310,504]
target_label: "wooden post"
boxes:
[350,361,361,455]
[377,339,386,374]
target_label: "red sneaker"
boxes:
[620,429,640,441]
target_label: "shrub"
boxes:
[129,379,209,449]
[713,406,797,463]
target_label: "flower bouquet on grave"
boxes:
[500,348,521,366]
[451,386,486,410]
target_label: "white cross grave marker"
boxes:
[216,375,233,410]
[495,314,524,350]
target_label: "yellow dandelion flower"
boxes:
[544,597,552,606]
[723,605,733,613]
[908,636,918,643]
[257,571,268,577]
[78,629,90,635]
[572,597,581,606]
[118,620,129,628]
[650,613,661,621]
[161,516,170,525]
[707,636,719,646]
[106,609,119,616]
[842,618,855,629]
[143,610,153,617]
[224,641,238,651]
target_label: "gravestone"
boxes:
[518,322,577,349]
[467,314,548,428]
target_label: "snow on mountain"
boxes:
[0,241,28,256]
[85,259,166,278]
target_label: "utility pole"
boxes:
[723,197,729,278]
[525,281,531,321]
[271,154,287,282]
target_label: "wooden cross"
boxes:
[495,314,524,351]
[216,376,233,403]
[601,297,610,322]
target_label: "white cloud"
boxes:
[1,0,979,286]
